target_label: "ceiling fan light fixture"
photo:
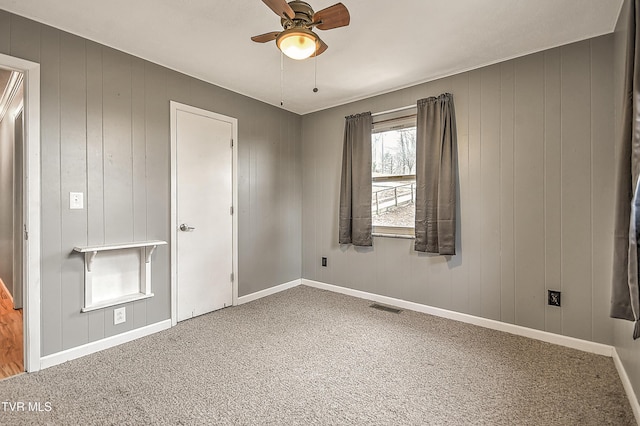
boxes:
[276,28,317,60]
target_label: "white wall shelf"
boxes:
[73,240,167,312]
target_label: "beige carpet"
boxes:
[0,285,635,425]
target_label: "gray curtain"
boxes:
[611,0,640,339]
[339,112,373,246]
[414,93,457,255]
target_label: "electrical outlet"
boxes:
[114,307,126,325]
[322,257,327,267]
[548,290,561,307]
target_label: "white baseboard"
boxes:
[40,319,172,370]
[237,279,301,305]
[301,279,614,357]
[613,347,640,423]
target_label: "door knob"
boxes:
[180,223,196,232]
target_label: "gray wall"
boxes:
[0,11,302,357]
[0,78,22,299]
[613,0,640,406]
[302,35,616,345]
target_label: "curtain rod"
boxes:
[371,104,416,117]
[373,114,416,126]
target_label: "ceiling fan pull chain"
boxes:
[280,51,284,106]
[313,54,318,93]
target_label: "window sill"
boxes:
[372,232,415,240]
[81,292,154,313]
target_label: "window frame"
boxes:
[371,109,417,237]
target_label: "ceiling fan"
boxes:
[251,0,350,60]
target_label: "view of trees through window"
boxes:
[372,126,417,229]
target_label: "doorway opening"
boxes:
[0,52,41,374]
[0,67,24,379]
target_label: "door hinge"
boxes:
[230,272,234,282]
[24,224,28,240]
[230,206,234,215]
[230,138,234,148]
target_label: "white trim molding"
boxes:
[301,279,614,357]
[237,279,301,305]
[40,320,171,370]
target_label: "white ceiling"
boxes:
[0,0,624,114]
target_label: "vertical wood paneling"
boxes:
[249,108,271,281]
[450,72,470,314]
[9,15,40,63]
[499,61,515,324]
[590,38,615,344]
[166,70,190,106]
[0,10,10,55]
[86,42,105,343]
[407,251,430,306]
[543,49,563,335]
[288,116,302,277]
[132,57,147,242]
[591,38,615,344]
[318,111,335,287]
[102,48,133,244]
[376,238,411,300]
[467,72,482,317]
[513,54,545,330]
[131,57,147,327]
[132,299,147,330]
[480,65,502,320]
[144,62,169,326]
[424,255,451,308]
[39,27,63,356]
[238,101,258,291]
[561,41,593,341]
[301,116,318,280]
[59,33,88,350]
[1,10,303,355]
[86,42,105,246]
[300,36,616,346]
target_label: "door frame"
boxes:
[0,53,41,372]
[169,101,238,326]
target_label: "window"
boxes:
[371,111,416,236]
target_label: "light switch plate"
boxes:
[70,192,84,209]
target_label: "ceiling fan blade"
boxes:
[251,31,281,43]
[261,0,295,20]
[312,39,328,57]
[313,3,350,30]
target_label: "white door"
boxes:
[175,107,233,322]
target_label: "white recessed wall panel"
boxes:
[90,250,140,305]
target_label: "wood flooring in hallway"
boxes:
[0,281,23,379]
